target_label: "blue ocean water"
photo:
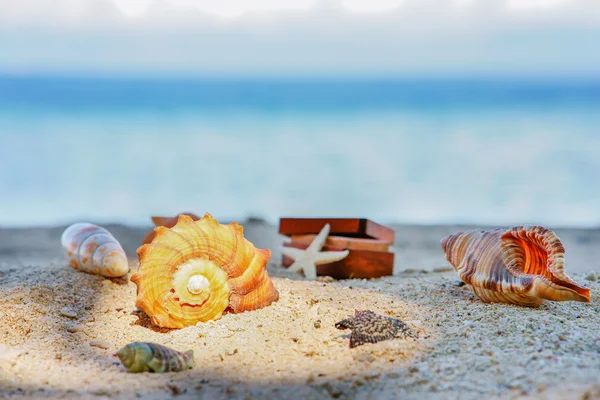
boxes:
[1,75,599,227]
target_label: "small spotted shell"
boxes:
[116,342,194,373]
[441,225,590,307]
[61,223,129,278]
[131,213,279,328]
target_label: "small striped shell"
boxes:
[116,342,194,373]
[61,223,129,278]
[441,225,590,307]
[131,213,279,328]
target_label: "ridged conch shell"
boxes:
[61,223,129,278]
[116,342,194,373]
[131,213,279,328]
[441,225,590,307]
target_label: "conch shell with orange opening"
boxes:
[131,213,279,328]
[441,225,590,307]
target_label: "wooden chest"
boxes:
[279,218,395,279]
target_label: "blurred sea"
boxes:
[1,75,599,227]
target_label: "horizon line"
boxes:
[2,71,600,83]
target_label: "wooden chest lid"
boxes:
[279,217,395,244]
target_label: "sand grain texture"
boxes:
[0,222,598,399]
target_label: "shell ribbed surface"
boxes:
[61,223,129,278]
[116,342,194,373]
[131,213,279,328]
[441,225,590,307]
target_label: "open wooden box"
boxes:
[279,218,396,279]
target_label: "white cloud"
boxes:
[507,0,570,9]
[0,0,598,76]
[2,0,598,23]
[111,0,317,18]
[112,0,152,16]
[340,0,404,13]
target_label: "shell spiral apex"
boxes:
[441,225,590,307]
[131,213,279,328]
[61,223,129,278]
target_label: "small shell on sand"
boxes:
[335,310,417,348]
[116,342,195,373]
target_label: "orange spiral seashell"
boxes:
[441,225,590,307]
[131,213,279,328]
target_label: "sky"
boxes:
[0,0,599,77]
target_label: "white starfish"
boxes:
[281,223,349,280]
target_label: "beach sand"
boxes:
[0,221,598,399]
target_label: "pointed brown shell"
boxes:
[441,225,590,307]
[131,213,279,328]
[142,213,201,244]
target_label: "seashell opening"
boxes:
[116,343,153,373]
[501,226,590,303]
